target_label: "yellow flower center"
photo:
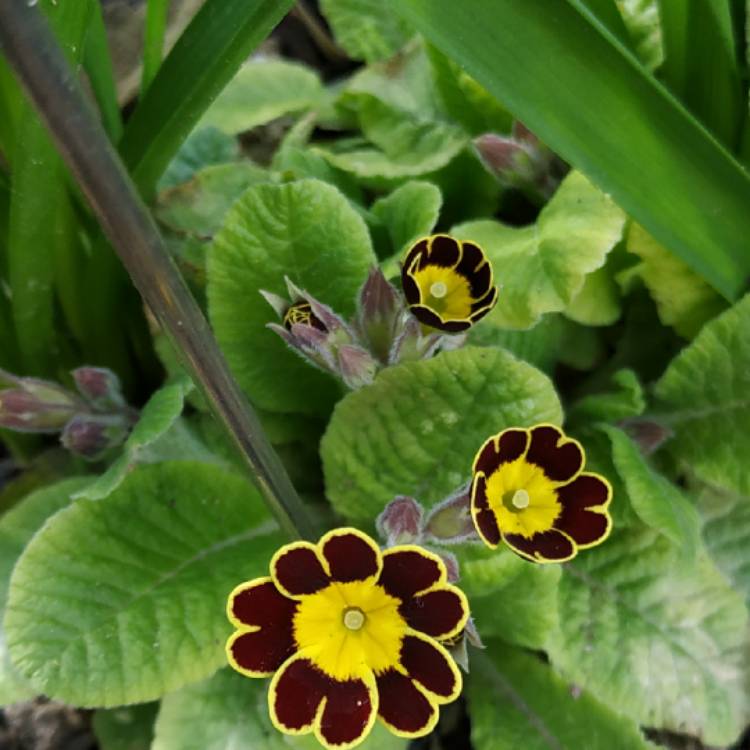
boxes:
[411,266,473,320]
[485,457,561,538]
[293,580,407,681]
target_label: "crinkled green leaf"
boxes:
[602,425,700,559]
[654,294,750,495]
[207,179,375,414]
[0,477,89,705]
[158,127,240,192]
[567,369,645,425]
[470,641,657,750]
[156,163,272,239]
[74,377,194,502]
[5,462,281,706]
[319,95,468,180]
[557,320,606,371]
[321,346,562,523]
[93,704,158,750]
[153,667,407,750]
[625,223,727,338]
[546,526,749,745]
[319,0,414,62]
[454,171,626,329]
[617,0,664,69]
[467,315,566,374]
[372,180,441,257]
[467,553,560,650]
[199,61,323,136]
[565,265,622,326]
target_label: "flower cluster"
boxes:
[226,528,468,749]
[262,234,498,388]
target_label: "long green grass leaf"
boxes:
[142,0,170,94]
[119,0,294,198]
[395,0,750,300]
[7,0,92,375]
[658,0,744,148]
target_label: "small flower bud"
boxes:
[436,550,460,583]
[72,367,126,410]
[423,483,475,544]
[357,267,403,364]
[0,370,80,433]
[474,133,537,185]
[376,496,424,545]
[337,345,377,390]
[60,414,130,461]
[619,418,673,456]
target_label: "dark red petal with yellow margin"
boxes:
[401,264,421,306]
[503,529,577,563]
[428,235,461,268]
[471,473,501,547]
[400,633,461,701]
[379,547,445,601]
[317,673,377,749]
[227,579,297,629]
[400,588,468,640]
[320,528,381,582]
[271,542,330,597]
[470,286,498,318]
[555,473,612,547]
[473,428,530,475]
[376,670,438,737]
[455,241,491,297]
[227,626,296,676]
[402,237,429,273]
[525,425,584,482]
[269,657,326,734]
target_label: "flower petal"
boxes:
[503,529,577,563]
[320,528,382,582]
[470,286,499,318]
[271,542,330,597]
[473,428,530,475]
[379,547,446,601]
[227,578,296,629]
[455,241,492,297]
[427,235,462,268]
[376,670,438,737]
[555,473,612,548]
[400,587,469,640]
[526,424,584,482]
[408,304,471,333]
[400,632,461,702]
[316,671,378,750]
[226,627,296,677]
[269,656,326,735]
[471,472,502,547]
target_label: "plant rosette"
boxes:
[226,527,469,749]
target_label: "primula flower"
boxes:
[400,234,498,333]
[226,528,469,749]
[470,424,612,562]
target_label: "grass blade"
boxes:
[395,0,750,300]
[119,0,294,198]
[142,0,170,94]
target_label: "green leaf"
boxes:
[468,557,560,650]
[5,462,282,707]
[466,315,566,374]
[567,369,645,425]
[321,346,562,523]
[156,163,271,239]
[469,641,657,750]
[319,0,414,62]
[565,265,622,326]
[207,179,375,414]
[546,526,749,745]
[654,294,750,495]
[142,0,170,94]
[73,377,194,502]
[93,704,159,750]
[371,180,441,258]
[119,0,295,197]
[616,0,664,69]
[158,127,240,192]
[0,477,89,705]
[602,425,701,559]
[199,60,323,136]
[153,667,408,750]
[625,223,727,338]
[392,0,750,300]
[454,171,626,329]
[319,96,468,179]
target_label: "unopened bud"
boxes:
[357,267,402,363]
[0,379,78,433]
[61,414,130,461]
[619,418,673,456]
[437,550,460,583]
[474,133,537,185]
[423,483,475,543]
[72,367,126,410]
[376,496,424,545]
[337,345,377,389]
